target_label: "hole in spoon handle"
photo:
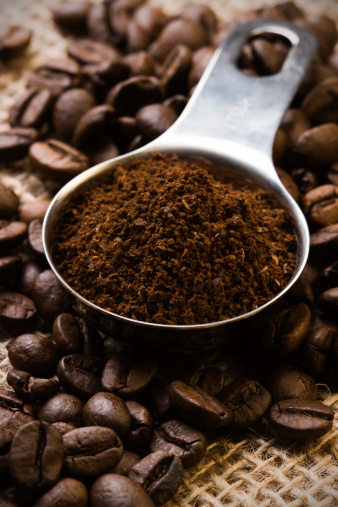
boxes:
[169,19,317,159]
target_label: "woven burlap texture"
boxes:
[1,0,338,505]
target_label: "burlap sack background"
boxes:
[1,0,338,505]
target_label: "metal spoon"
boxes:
[43,19,317,353]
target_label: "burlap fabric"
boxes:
[1,0,338,505]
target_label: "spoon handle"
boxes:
[167,19,317,159]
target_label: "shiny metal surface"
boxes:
[43,19,317,353]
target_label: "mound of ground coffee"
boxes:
[53,153,297,324]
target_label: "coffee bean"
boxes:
[187,45,215,90]
[158,45,192,96]
[18,260,43,298]
[304,185,338,229]
[7,369,59,402]
[291,167,318,195]
[73,104,116,150]
[181,4,218,38]
[87,3,115,44]
[179,363,224,397]
[9,421,64,490]
[306,15,338,60]
[169,380,233,429]
[0,26,32,59]
[150,419,207,468]
[52,313,81,355]
[148,377,174,421]
[218,377,272,428]
[88,135,120,165]
[0,220,27,255]
[126,20,151,53]
[250,37,287,75]
[273,131,289,166]
[301,326,337,377]
[123,400,152,451]
[0,128,38,161]
[0,255,21,284]
[0,292,36,324]
[53,88,96,141]
[129,450,183,505]
[295,62,336,103]
[110,116,139,151]
[0,388,33,425]
[38,393,84,427]
[0,185,19,219]
[268,399,334,440]
[51,422,76,436]
[113,450,141,476]
[33,269,70,324]
[295,124,338,169]
[280,108,311,147]
[0,419,24,476]
[276,168,300,202]
[67,38,121,65]
[63,426,123,479]
[83,392,131,436]
[19,199,51,223]
[9,88,53,130]
[90,473,156,507]
[135,104,177,140]
[287,270,314,307]
[101,350,157,398]
[8,333,59,378]
[317,287,338,312]
[53,1,92,32]
[163,95,188,116]
[28,219,44,261]
[310,223,338,261]
[29,139,90,183]
[27,58,82,97]
[133,5,168,41]
[0,494,18,507]
[34,478,88,507]
[105,76,164,116]
[82,58,129,99]
[124,50,155,76]
[265,363,315,403]
[325,260,338,286]
[57,354,103,400]
[302,77,338,125]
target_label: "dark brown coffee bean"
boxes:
[0,255,21,284]
[0,185,19,219]
[28,219,44,261]
[51,422,76,437]
[63,426,123,479]
[89,135,120,165]
[0,128,38,161]
[148,377,174,421]
[29,139,90,183]
[276,168,300,202]
[317,287,338,312]
[296,62,336,103]
[73,104,116,150]
[325,260,338,286]
[67,38,121,65]
[135,103,177,140]
[32,269,71,324]
[301,77,338,125]
[105,76,164,116]
[0,26,32,59]
[295,124,338,170]
[261,303,311,356]
[301,326,337,378]
[0,419,24,476]
[150,419,207,468]
[181,3,218,38]
[126,20,151,53]
[169,380,233,429]
[110,116,139,151]
[34,478,88,507]
[280,108,311,148]
[19,199,51,224]
[250,37,287,75]
[124,51,155,76]
[304,185,338,229]
[90,474,156,507]
[133,5,168,41]
[87,3,115,44]
[57,354,103,400]
[82,58,129,99]
[123,400,152,451]
[9,421,63,490]
[0,495,17,507]
[184,364,224,396]
[0,220,27,255]
[273,131,289,166]
[52,313,81,355]
[53,1,92,32]
[163,95,188,116]
[83,392,131,436]
[112,450,141,475]
[101,349,157,399]
[18,260,43,298]
[306,15,338,60]
[9,88,53,129]
[7,369,59,402]
[158,45,192,96]
[129,450,183,505]
[0,388,33,425]
[187,45,215,90]
[27,58,82,97]
[0,292,36,324]
[265,363,315,403]
[286,271,314,307]
[268,399,334,441]
[9,333,59,377]
[310,223,338,261]
[53,88,96,141]
[38,393,84,427]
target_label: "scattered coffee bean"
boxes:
[90,473,156,507]
[51,421,76,436]
[34,477,88,507]
[105,76,164,116]
[0,388,33,425]
[8,333,59,378]
[0,26,32,59]
[265,363,315,403]
[32,269,70,323]
[135,103,177,140]
[0,292,36,324]
[52,88,96,141]
[18,260,43,297]
[7,369,59,402]
[83,392,131,436]
[57,354,103,400]
[18,199,51,224]
[53,1,92,32]
[27,58,82,96]
[0,220,27,255]
[123,400,152,451]
[0,185,19,219]
[38,393,84,427]
[67,38,121,65]
[52,313,82,355]
[28,219,44,262]
[301,326,337,378]
[9,88,53,129]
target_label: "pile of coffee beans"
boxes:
[0,0,338,505]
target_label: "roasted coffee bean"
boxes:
[53,1,92,32]
[19,199,51,224]
[51,422,76,436]
[169,380,232,429]
[8,333,59,378]
[280,108,311,147]
[317,287,338,312]
[291,167,318,195]
[27,58,82,97]
[325,260,338,287]
[123,400,152,451]
[52,313,81,355]
[28,219,44,261]
[276,168,300,202]
[90,473,156,507]
[29,139,90,183]
[129,450,183,505]
[63,426,123,479]
[133,4,168,41]
[295,62,336,103]
[9,421,64,490]
[218,377,272,428]
[187,45,215,90]
[180,363,224,397]
[125,20,151,53]
[181,3,218,38]
[0,419,24,476]
[268,399,334,441]
[88,135,120,165]
[135,104,177,140]
[0,128,38,162]
[38,393,84,427]
[265,363,315,403]
[101,349,157,398]
[148,377,174,421]
[0,220,27,254]
[53,88,96,141]
[9,88,53,129]
[0,185,19,219]
[67,38,121,65]
[77,317,104,357]
[273,131,289,165]
[310,223,338,261]
[158,45,192,96]
[304,185,338,230]
[0,26,32,59]
[105,76,164,116]
[0,292,36,324]
[82,58,129,99]
[150,419,207,468]
[57,354,103,400]
[163,95,188,116]
[0,388,33,425]
[286,272,314,307]
[112,450,141,475]
[73,104,116,150]
[124,50,155,76]
[301,77,338,125]
[0,255,21,284]
[260,303,311,355]
[110,116,139,151]
[306,14,338,60]
[33,269,70,324]
[250,37,287,75]
[301,326,337,378]
[87,3,115,44]
[7,369,59,402]
[34,478,88,507]
[18,260,43,297]
[83,392,131,436]
[294,124,338,170]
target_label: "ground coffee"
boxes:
[53,152,297,324]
